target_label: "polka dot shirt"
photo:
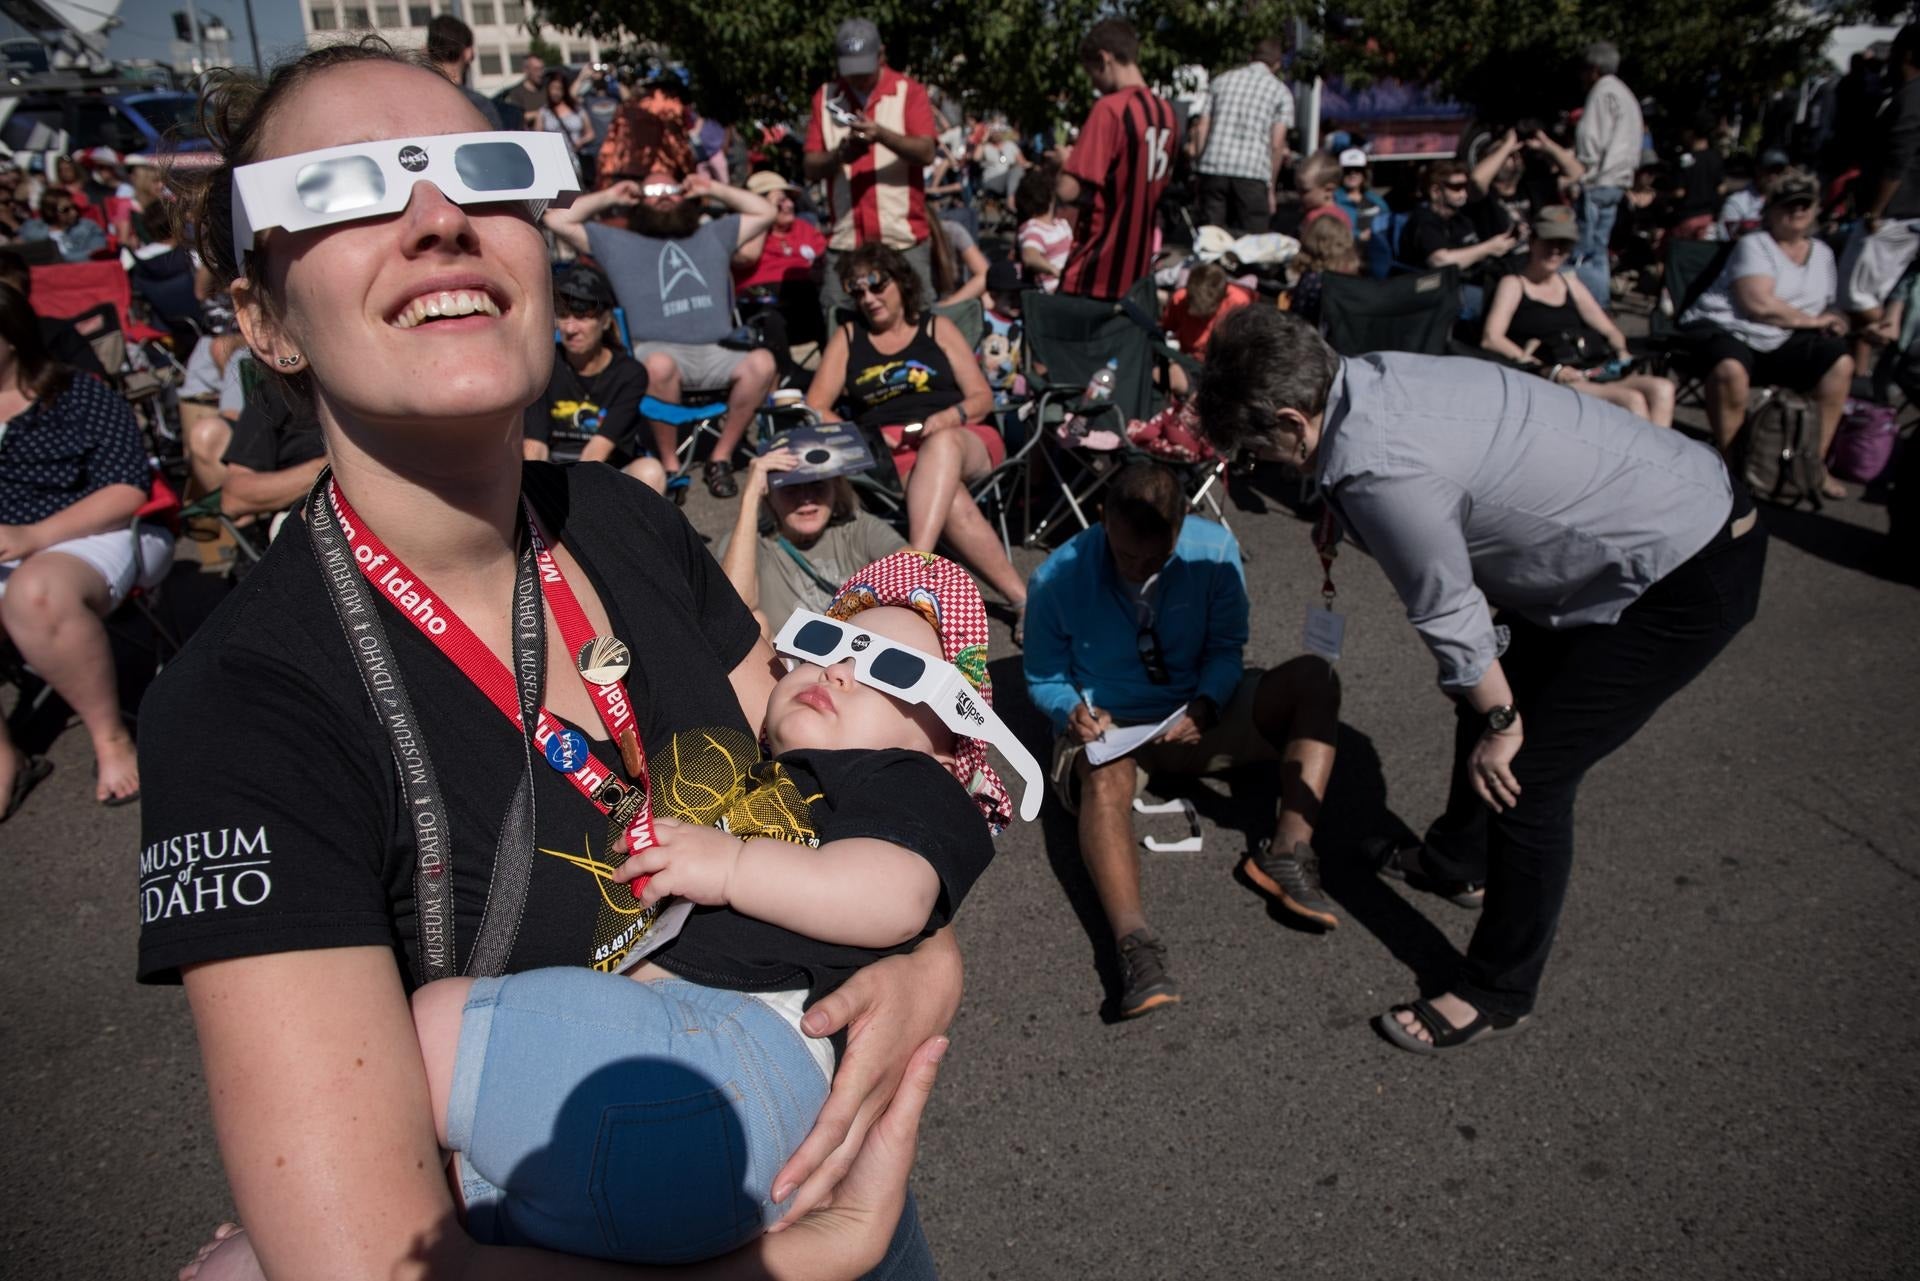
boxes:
[0,373,149,526]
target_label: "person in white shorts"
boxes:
[0,285,169,817]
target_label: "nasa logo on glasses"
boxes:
[850,633,871,652]
[398,145,429,173]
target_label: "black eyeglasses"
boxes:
[555,296,606,318]
[846,271,893,298]
[1137,627,1170,685]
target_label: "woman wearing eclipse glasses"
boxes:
[147,40,969,1281]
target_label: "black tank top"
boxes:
[842,314,964,433]
[1506,273,1604,366]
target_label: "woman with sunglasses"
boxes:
[1681,170,1854,498]
[1481,205,1676,427]
[143,40,957,1281]
[805,243,1028,639]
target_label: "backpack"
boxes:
[1740,389,1824,508]
[1827,398,1900,484]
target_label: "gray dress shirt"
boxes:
[1317,354,1734,689]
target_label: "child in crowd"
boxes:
[979,259,1027,408]
[407,552,1037,1267]
[1161,261,1254,394]
[1015,166,1072,292]
[1296,152,1354,234]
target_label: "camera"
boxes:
[826,99,861,128]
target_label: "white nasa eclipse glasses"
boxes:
[772,608,1042,822]
[231,131,581,256]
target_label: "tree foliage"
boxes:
[1319,0,1853,126]
[532,0,1311,127]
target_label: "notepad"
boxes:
[1085,704,1189,766]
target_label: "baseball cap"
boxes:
[835,18,881,76]
[745,170,801,199]
[1766,169,1819,209]
[1532,205,1580,241]
[554,262,615,308]
[1338,147,1369,169]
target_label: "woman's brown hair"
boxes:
[838,242,924,327]
[167,35,434,294]
[0,283,73,403]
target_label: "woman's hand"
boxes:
[0,523,43,562]
[1469,719,1523,812]
[770,926,964,1228]
[761,1036,949,1274]
[614,818,742,908]
[743,447,801,502]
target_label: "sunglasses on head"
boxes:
[846,271,893,298]
[772,608,1042,822]
[555,295,606,318]
[231,130,580,255]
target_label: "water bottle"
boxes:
[1084,358,1119,404]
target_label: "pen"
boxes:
[1077,686,1105,742]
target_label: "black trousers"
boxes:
[1422,497,1767,1019]
[1195,174,1271,235]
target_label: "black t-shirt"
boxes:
[136,462,763,988]
[222,377,324,474]
[653,747,994,1002]
[523,345,650,464]
[1675,148,1725,221]
[1402,205,1481,269]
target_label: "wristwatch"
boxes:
[1485,703,1519,733]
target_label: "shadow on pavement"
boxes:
[1756,501,1913,586]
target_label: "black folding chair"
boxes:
[1642,239,1736,411]
[1317,265,1463,357]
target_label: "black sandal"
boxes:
[1367,837,1484,909]
[1375,997,1527,1056]
[1,756,52,823]
[704,460,738,499]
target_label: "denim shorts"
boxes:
[447,969,831,1265]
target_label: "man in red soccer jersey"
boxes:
[804,17,939,326]
[1056,19,1178,301]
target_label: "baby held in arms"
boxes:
[407,551,1041,1266]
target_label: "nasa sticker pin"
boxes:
[543,728,592,773]
[576,636,632,686]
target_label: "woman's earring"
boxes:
[1297,437,1309,462]
[276,354,302,369]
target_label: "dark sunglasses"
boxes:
[846,271,893,298]
[1137,627,1170,685]
[555,295,606,318]
[1443,180,1470,191]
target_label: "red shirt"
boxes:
[733,219,829,293]
[806,67,936,252]
[1161,283,1255,358]
[1061,85,1177,300]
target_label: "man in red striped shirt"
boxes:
[804,18,938,326]
[1057,20,1177,301]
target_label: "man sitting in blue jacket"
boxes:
[1024,462,1342,1019]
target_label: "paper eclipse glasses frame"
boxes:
[232,130,582,255]
[772,608,1043,823]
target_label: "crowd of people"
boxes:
[0,12,1905,1279]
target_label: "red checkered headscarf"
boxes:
[827,551,1011,833]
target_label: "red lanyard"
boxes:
[1312,507,1339,604]
[326,480,658,858]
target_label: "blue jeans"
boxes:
[448,970,831,1265]
[1575,186,1626,305]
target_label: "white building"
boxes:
[299,0,620,94]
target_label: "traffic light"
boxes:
[172,11,193,41]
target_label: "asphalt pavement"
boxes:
[3,410,1917,1279]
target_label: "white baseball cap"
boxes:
[1338,147,1368,169]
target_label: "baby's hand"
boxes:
[613,819,742,909]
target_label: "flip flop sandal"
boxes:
[1375,998,1528,1056]
[91,761,140,808]
[1,756,53,823]
[704,460,739,499]
[666,472,692,507]
[1367,836,1485,909]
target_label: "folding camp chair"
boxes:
[1017,277,1218,545]
[1317,265,1463,357]
[1642,239,1736,412]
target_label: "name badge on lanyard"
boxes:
[1303,506,1347,663]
